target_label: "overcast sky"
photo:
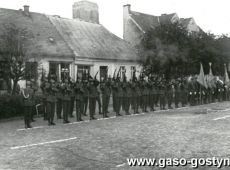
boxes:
[0,0,229,38]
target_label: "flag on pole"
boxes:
[209,62,213,76]
[224,64,230,85]
[206,62,216,88]
[197,63,208,88]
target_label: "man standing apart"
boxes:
[46,79,57,126]
[22,81,35,128]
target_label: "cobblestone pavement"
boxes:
[1,102,230,170]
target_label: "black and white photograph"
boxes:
[0,0,230,169]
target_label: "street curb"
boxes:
[0,101,226,123]
[0,114,43,123]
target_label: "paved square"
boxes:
[1,102,230,169]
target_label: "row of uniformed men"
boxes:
[22,76,182,128]
[22,76,230,128]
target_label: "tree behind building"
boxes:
[0,23,33,95]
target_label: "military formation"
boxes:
[21,69,230,129]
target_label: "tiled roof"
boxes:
[180,18,192,28]
[129,9,200,33]
[180,17,202,32]
[0,8,74,59]
[130,11,160,32]
[129,11,179,32]
[48,16,139,61]
[159,13,177,24]
[0,7,139,62]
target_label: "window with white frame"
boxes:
[131,66,136,80]
[61,63,70,81]
[77,65,90,80]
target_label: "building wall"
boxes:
[123,5,143,47]
[18,58,141,89]
[74,59,141,81]
[123,18,143,47]
[170,14,180,23]
[186,19,200,33]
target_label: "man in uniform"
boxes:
[100,77,111,118]
[112,77,123,116]
[174,79,181,108]
[180,80,187,107]
[112,78,116,112]
[62,79,71,123]
[75,78,84,121]
[40,77,48,120]
[166,80,173,109]
[95,83,102,115]
[226,85,230,101]
[122,76,132,115]
[159,81,166,110]
[88,77,98,120]
[125,79,133,115]
[188,77,195,106]
[139,78,144,111]
[141,79,149,112]
[149,79,156,111]
[30,79,38,122]
[82,79,89,116]
[46,79,57,126]
[22,81,35,128]
[131,79,138,114]
[201,86,207,104]
[131,78,142,114]
[56,81,63,119]
[69,79,75,118]
[154,77,160,107]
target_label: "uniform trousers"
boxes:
[89,97,96,119]
[62,100,70,123]
[83,96,88,115]
[56,98,62,118]
[132,96,140,114]
[159,94,166,110]
[24,106,32,128]
[123,96,131,114]
[76,99,83,121]
[102,95,110,117]
[42,98,47,120]
[114,96,122,115]
[141,95,148,112]
[69,97,75,117]
[167,92,173,108]
[47,102,55,124]
[95,96,102,114]
[175,92,180,107]
[149,94,155,111]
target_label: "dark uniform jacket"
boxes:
[112,81,123,98]
[62,83,71,101]
[23,87,35,106]
[75,82,84,101]
[100,81,111,97]
[126,82,133,98]
[88,80,99,98]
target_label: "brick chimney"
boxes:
[123,4,131,16]
[73,1,99,24]
[123,4,131,40]
[23,5,30,15]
